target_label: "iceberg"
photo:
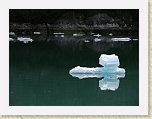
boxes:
[94,34,101,37]
[69,54,125,91]
[69,54,125,75]
[94,38,101,42]
[9,32,15,36]
[73,33,85,36]
[111,37,131,41]
[33,32,41,34]
[17,37,34,43]
[9,38,14,41]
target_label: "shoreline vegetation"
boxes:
[9,9,139,36]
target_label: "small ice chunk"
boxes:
[9,32,15,36]
[17,37,33,43]
[111,37,131,41]
[9,38,14,41]
[60,35,64,37]
[132,39,138,41]
[94,38,101,42]
[99,54,120,67]
[109,33,113,36]
[94,34,101,37]
[73,33,85,36]
[99,78,119,91]
[33,32,41,34]
[90,32,95,35]
[54,32,64,35]
[84,40,90,42]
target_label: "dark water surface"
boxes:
[9,35,139,106]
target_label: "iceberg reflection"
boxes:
[70,73,125,91]
[69,54,125,91]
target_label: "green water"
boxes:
[9,36,139,106]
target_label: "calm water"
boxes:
[9,35,139,106]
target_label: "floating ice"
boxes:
[9,32,15,36]
[60,35,64,37]
[90,32,95,35]
[17,37,34,43]
[94,34,101,37]
[9,38,14,41]
[73,33,85,36]
[133,39,138,41]
[69,54,125,91]
[84,40,90,42]
[54,32,64,35]
[94,38,101,42]
[69,54,125,75]
[99,54,119,67]
[33,32,41,34]
[111,37,131,41]
[109,33,113,36]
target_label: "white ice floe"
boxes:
[94,34,101,37]
[109,33,113,36]
[60,35,64,37]
[132,39,138,41]
[94,38,101,42]
[33,32,41,34]
[9,32,15,36]
[54,35,59,37]
[73,33,85,36]
[111,37,131,41]
[17,37,34,43]
[53,32,64,35]
[9,38,14,41]
[84,40,90,42]
[90,32,95,35]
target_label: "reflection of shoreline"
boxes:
[9,35,138,52]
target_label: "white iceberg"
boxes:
[94,38,101,42]
[109,33,113,36]
[9,32,15,36]
[9,38,14,41]
[69,54,125,75]
[33,32,41,34]
[73,33,85,36]
[53,32,64,35]
[17,37,34,43]
[60,35,64,37]
[84,40,90,42]
[99,54,120,67]
[111,37,131,41]
[94,34,101,37]
[133,39,138,41]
